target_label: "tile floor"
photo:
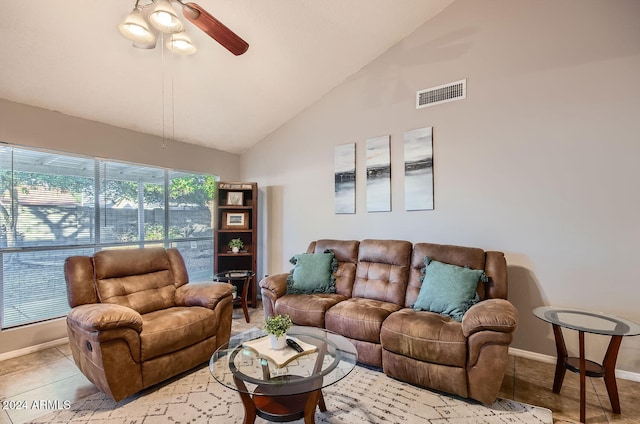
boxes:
[1,304,639,424]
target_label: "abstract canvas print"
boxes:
[404,127,433,210]
[366,135,391,212]
[334,143,356,214]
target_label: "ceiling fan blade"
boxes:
[181,2,249,56]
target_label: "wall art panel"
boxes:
[366,135,391,212]
[404,127,434,210]
[334,143,356,214]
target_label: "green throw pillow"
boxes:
[286,250,338,294]
[412,257,488,322]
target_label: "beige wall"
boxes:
[243,0,640,374]
[0,98,241,354]
[0,99,241,177]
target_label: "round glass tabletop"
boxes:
[214,270,255,280]
[533,306,640,336]
[210,326,358,397]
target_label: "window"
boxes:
[168,171,216,282]
[0,144,217,329]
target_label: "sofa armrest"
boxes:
[259,273,289,317]
[259,273,288,297]
[175,282,234,309]
[461,298,518,337]
[67,304,143,333]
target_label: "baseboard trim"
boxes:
[1,340,639,384]
[0,337,69,362]
[509,347,640,383]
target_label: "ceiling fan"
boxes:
[118,0,249,55]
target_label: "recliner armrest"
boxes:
[461,298,518,337]
[259,273,288,297]
[67,303,143,333]
[175,282,234,309]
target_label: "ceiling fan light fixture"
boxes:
[180,2,249,56]
[119,0,248,56]
[149,0,184,33]
[118,8,156,44]
[167,31,197,54]
[133,39,158,50]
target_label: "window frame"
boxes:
[0,143,218,329]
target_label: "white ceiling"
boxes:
[0,0,454,154]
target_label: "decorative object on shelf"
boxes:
[226,191,244,206]
[264,314,292,350]
[228,238,244,253]
[404,126,434,211]
[366,135,391,212]
[221,211,249,230]
[334,142,356,214]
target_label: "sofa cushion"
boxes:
[413,258,487,322]
[406,243,488,308]
[382,349,469,399]
[312,240,359,297]
[94,248,177,314]
[275,293,347,328]
[381,308,467,367]
[286,251,338,294]
[352,239,412,305]
[140,306,216,361]
[325,297,401,344]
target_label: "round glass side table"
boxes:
[214,270,255,323]
[533,306,640,423]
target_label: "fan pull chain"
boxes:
[161,32,166,150]
[171,46,175,148]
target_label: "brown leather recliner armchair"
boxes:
[64,247,234,401]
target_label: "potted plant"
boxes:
[264,314,293,350]
[228,238,243,253]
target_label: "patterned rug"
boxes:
[29,361,551,424]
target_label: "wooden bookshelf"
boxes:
[214,182,258,308]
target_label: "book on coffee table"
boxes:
[242,336,317,368]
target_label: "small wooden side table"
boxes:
[214,270,255,323]
[533,306,640,423]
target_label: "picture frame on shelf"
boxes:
[222,212,249,230]
[226,191,244,206]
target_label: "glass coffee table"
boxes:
[210,326,358,423]
[533,306,640,423]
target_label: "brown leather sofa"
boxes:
[259,239,518,405]
[64,247,234,401]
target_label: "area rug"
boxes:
[29,362,551,424]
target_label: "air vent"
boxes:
[416,79,466,109]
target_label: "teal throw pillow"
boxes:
[412,257,488,322]
[286,250,338,295]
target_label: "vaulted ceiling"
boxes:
[0,0,454,154]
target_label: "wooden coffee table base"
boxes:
[234,375,326,423]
